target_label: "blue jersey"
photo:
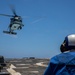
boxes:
[44,51,75,75]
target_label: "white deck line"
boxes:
[6,64,21,75]
[35,62,48,67]
[16,64,30,66]
[10,64,16,68]
[29,71,39,73]
[16,67,29,69]
[10,61,21,62]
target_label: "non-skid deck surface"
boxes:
[4,58,49,75]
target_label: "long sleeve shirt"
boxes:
[44,51,75,75]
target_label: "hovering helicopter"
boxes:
[0,6,24,35]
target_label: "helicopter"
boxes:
[0,6,24,35]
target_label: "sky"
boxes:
[0,0,75,58]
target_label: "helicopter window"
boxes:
[20,20,22,22]
[14,26,16,28]
[15,19,22,22]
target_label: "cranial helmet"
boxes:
[60,34,75,52]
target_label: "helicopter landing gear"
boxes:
[3,31,17,35]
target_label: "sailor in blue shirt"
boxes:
[44,34,75,75]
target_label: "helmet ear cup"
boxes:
[60,44,68,52]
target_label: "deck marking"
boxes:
[7,64,21,75]
[35,62,48,67]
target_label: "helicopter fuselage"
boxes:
[0,5,24,35]
[9,16,24,31]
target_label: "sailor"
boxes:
[44,34,75,75]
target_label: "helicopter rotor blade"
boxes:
[0,14,13,17]
[10,5,17,16]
